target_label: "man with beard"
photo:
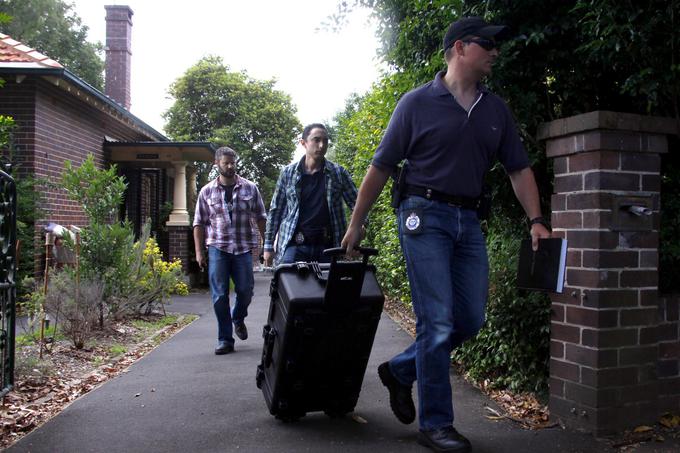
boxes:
[194,146,267,355]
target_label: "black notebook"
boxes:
[516,238,567,293]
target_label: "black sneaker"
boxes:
[377,361,415,424]
[234,322,248,341]
[215,341,234,355]
[417,426,471,453]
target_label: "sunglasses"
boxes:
[462,38,498,51]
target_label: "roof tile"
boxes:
[27,50,49,61]
[0,34,63,68]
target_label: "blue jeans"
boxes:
[281,243,331,263]
[389,196,489,431]
[208,247,254,345]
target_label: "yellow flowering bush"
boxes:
[140,238,189,301]
[138,238,189,307]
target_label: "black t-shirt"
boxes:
[298,170,329,238]
[222,183,235,219]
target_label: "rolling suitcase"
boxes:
[256,247,385,421]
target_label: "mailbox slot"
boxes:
[611,195,654,232]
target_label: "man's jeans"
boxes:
[389,196,489,431]
[281,243,331,263]
[208,247,254,345]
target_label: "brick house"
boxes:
[0,5,212,273]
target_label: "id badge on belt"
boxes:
[402,208,424,235]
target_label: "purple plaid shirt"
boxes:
[193,175,267,254]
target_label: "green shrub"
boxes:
[108,344,126,356]
[0,115,45,297]
[59,154,134,325]
[15,177,44,295]
[660,149,680,293]
[43,269,102,349]
[0,114,14,149]
[452,219,551,393]
[131,237,188,314]
[61,154,126,224]
[332,73,417,304]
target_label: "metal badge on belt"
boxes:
[294,231,305,244]
[403,208,423,234]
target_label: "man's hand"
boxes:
[196,250,207,270]
[530,224,551,251]
[263,251,274,267]
[341,225,364,257]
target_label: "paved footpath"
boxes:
[7,273,675,452]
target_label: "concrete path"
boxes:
[7,272,667,452]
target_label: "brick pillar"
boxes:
[538,111,676,435]
[105,5,133,109]
[167,226,189,274]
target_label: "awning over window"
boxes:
[105,141,215,167]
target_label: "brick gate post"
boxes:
[538,111,676,434]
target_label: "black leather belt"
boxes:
[290,229,329,246]
[404,185,479,209]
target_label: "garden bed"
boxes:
[0,312,196,449]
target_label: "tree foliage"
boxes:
[61,155,126,225]
[0,114,14,152]
[164,56,302,203]
[61,155,132,325]
[0,114,42,296]
[333,73,416,303]
[0,0,105,90]
[331,0,680,392]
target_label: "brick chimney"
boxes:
[104,5,133,109]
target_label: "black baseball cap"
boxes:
[443,16,511,51]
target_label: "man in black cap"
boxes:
[342,16,550,453]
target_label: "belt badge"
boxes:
[405,212,420,231]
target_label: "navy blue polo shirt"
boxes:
[372,71,530,199]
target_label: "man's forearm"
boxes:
[263,217,278,251]
[264,201,283,250]
[257,218,266,243]
[509,167,542,220]
[193,226,205,254]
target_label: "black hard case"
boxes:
[256,249,384,421]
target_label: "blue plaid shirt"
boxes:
[264,157,358,262]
